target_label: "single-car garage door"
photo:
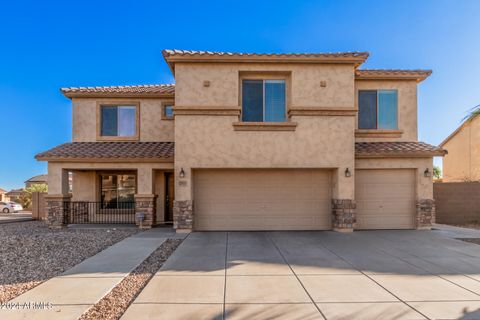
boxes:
[355,169,415,229]
[194,169,331,231]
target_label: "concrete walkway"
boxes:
[123,229,480,320]
[0,212,33,224]
[0,228,170,320]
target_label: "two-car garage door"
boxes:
[194,169,331,231]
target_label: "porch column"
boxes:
[135,167,156,228]
[46,163,70,228]
[332,167,356,232]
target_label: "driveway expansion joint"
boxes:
[266,233,327,320]
[121,228,480,320]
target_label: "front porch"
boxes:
[44,162,174,229]
[67,201,137,224]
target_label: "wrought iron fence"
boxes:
[66,201,136,224]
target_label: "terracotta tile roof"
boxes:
[355,141,446,157]
[163,49,370,70]
[355,69,432,82]
[61,84,175,98]
[36,141,444,162]
[35,142,174,161]
[163,49,369,59]
[0,188,6,194]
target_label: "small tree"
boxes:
[18,184,48,209]
[433,166,442,179]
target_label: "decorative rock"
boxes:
[416,199,435,229]
[45,195,71,228]
[173,200,194,231]
[332,199,356,232]
[134,195,157,229]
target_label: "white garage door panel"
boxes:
[355,169,415,230]
[194,169,331,231]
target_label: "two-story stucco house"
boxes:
[36,50,445,232]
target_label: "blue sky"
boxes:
[1,0,479,190]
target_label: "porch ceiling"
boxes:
[35,142,174,162]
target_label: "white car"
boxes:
[0,202,23,213]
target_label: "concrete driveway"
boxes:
[123,227,480,320]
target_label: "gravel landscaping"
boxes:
[0,221,137,303]
[79,239,182,320]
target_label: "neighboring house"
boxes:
[25,174,48,188]
[0,188,8,202]
[6,189,23,203]
[440,114,480,182]
[36,49,445,232]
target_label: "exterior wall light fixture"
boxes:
[345,168,351,178]
[179,168,186,178]
[424,168,431,177]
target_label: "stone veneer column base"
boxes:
[134,194,157,229]
[416,199,435,230]
[332,199,356,232]
[173,200,193,232]
[45,194,72,228]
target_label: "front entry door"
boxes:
[164,172,175,222]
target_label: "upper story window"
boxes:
[358,90,398,130]
[242,79,286,122]
[100,105,137,137]
[162,101,174,120]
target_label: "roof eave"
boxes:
[60,91,175,99]
[355,151,447,158]
[35,156,174,163]
[355,76,430,83]
[355,70,432,83]
[163,52,369,72]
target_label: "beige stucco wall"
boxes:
[442,117,480,182]
[72,98,174,142]
[174,115,356,201]
[355,157,433,199]
[175,62,355,108]
[72,171,97,201]
[354,80,418,142]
